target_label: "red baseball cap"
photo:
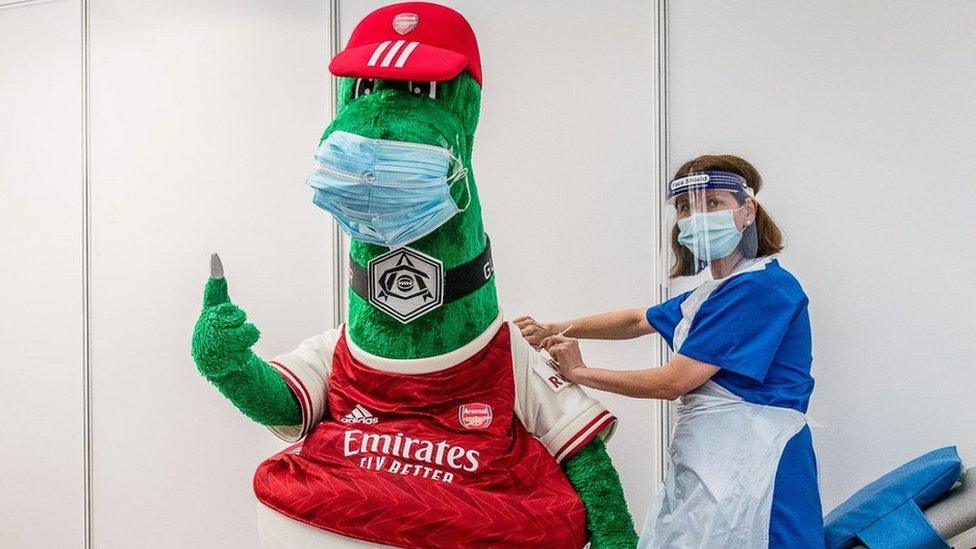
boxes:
[329,2,483,86]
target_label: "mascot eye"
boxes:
[409,81,436,99]
[354,78,375,98]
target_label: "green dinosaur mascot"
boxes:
[191,3,637,547]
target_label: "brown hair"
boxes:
[669,154,785,277]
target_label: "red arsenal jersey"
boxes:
[254,317,616,548]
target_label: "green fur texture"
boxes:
[191,277,301,425]
[328,74,498,359]
[565,438,640,548]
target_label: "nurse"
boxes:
[516,155,824,548]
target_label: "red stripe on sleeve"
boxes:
[270,360,314,436]
[554,411,617,464]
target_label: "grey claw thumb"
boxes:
[210,253,224,279]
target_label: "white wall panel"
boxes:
[669,0,976,511]
[0,1,84,547]
[339,0,660,525]
[89,1,333,547]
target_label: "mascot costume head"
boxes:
[319,2,493,358]
[191,3,638,547]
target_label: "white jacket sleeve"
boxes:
[265,329,340,443]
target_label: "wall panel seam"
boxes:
[81,0,92,547]
[330,0,345,328]
[654,0,671,487]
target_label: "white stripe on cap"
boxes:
[367,40,392,67]
[394,41,420,68]
[380,40,406,68]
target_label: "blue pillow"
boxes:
[824,446,963,549]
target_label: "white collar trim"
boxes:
[345,312,505,374]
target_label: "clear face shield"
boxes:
[664,171,760,287]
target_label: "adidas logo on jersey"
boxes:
[341,404,379,425]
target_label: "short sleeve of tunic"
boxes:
[645,290,691,350]
[509,326,617,463]
[678,278,800,382]
[266,329,341,442]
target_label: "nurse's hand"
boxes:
[544,334,586,381]
[514,315,562,349]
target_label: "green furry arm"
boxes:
[191,276,301,426]
[564,437,639,549]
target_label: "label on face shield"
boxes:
[368,246,444,323]
[670,174,710,192]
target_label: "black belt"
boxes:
[350,236,493,304]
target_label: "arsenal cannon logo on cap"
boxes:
[392,12,419,35]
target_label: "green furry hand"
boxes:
[190,254,301,426]
[191,255,261,376]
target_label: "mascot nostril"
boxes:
[191,2,638,548]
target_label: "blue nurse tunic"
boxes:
[646,258,824,548]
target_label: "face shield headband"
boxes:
[666,171,755,202]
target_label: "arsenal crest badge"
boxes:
[368,246,444,323]
[392,13,419,35]
[458,403,493,430]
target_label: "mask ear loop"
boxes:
[446,136,472,212]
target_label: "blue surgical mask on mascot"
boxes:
[306,130,470,248]
[677,208,745,261]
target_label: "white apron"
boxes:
[639,257,806,548]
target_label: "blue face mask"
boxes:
[677,208,744,261]
[306,131,470,248]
